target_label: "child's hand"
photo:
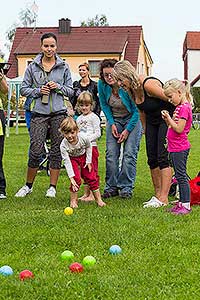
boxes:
[70,178,79,192]
[84,163,92,172]
[161,110,170,119]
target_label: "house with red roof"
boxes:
[183,31,200,87]
[7,18,153,80]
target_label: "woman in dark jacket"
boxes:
[72,63,101,118]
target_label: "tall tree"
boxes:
[81,14,109,27]
[5,6,37,51]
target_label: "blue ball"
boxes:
[0,265,13,276]
[109,245,122,255]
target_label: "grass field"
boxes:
[0,127,200,300]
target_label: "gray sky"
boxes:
[1,0,200,81]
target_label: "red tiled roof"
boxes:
[8,25,142,78]
[183,31,200,59]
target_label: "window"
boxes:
[88,60,101,77]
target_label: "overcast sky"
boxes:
[1,0,200,81]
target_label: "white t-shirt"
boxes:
[76,112,101,146]
[60,133,92,178]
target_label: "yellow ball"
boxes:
[64,207,73,215]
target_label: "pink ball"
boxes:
[69,262,83,273]
[19,269,34,281]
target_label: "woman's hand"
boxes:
[117,129,129,143]
[111,124,120,138]
[70,177,79,192]
[40,84,50,95]
[84,163,92,172]
[48,81,58,90]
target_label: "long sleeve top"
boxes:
[76,112,101,146]
[98,79,139,132]
[60,133,92,178]
[20,53,73,115]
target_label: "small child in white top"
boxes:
[76,91,101,201]
[60,116,106,208]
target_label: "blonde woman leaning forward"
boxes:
[113,60,175,208]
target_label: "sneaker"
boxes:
[172,204,191,215]
[143,196,155,205]
[166,202,180,213]
[101,190,119,199]
[46,186,56,197]
[119,192,132,199]
[143,196,166,208]
[15,185,32,197]
[0,193,6,199]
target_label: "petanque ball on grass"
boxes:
[64,207,73,215]
[61,250,74,263]
[82,256,96,268]
[109,245,122,255]
[69,262,83,273]
[19,269,34,281]
[0,265,13,276]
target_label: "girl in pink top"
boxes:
[162,79,193,215]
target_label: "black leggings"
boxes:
[145,121,170,170]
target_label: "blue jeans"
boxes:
[104,117,142,195]
[170,149,190,203]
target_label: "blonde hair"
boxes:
[78,62,89,71]
[76,91,94,112]
[113,60,140,89]
[59,117,79,134]
[163,78,193,105]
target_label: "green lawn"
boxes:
[0,127,200,300]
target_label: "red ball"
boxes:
[69,262,83,273]
[19,269,34,281]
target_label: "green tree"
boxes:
[81,14,109,27]
[192,87,200,112]
[5,6,37,51]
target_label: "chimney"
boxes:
[59,18,71,34]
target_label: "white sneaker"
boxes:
[46,186,56,197]
[143,196,165,208]
[15,185,32,197]
[143,196,155,205]
[0,193,6,199]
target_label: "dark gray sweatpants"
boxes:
[28,114,66,169]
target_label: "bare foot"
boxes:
[81,195,95,202]
[97,200,106,207]
[78,194,87,200]
[70,201,78,208]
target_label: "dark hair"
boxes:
[99,58,118,82]
[41,32,57,44]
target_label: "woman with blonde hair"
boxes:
[98,58,142,199]
[113,60,175,208]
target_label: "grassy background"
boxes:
[0,127,200,300]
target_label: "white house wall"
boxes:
[188,50,200,86]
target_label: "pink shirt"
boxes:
[167,102,192,152]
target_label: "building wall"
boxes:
[17,53,120,82]
[137,35,152,76]
[187,50,200,86]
